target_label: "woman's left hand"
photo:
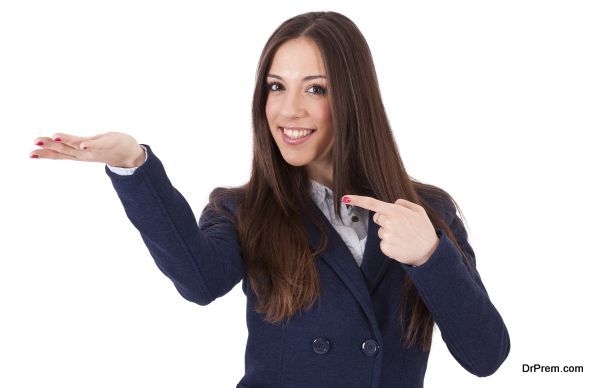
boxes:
[342,195,440,267]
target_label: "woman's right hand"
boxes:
[30,131,146,168]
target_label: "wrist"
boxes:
[120,145,146,168]
[412,236,440,267]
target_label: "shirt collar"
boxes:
[309,179,354,216]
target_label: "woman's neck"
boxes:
[306,161,333,190]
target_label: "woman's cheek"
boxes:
[317,102,332,127]
[265,98,277,120]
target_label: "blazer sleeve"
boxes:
[401,202,511,377]
[104,143,245,305]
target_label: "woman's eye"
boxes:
[267,82,281,92]
[266,81,327,95]
[308,84,327,95]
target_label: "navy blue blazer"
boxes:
[105,144,510,387]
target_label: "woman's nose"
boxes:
[280,90,304,117]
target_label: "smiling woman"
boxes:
[207,11,509,387]
[32,10,510,388]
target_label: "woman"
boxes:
[30,11,510,388]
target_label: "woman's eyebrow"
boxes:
[267,74,326,82]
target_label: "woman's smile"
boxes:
[280,127,317,144]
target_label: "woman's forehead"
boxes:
[268,38,326,78]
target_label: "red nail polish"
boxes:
[342,196,351,203]
[53,138,62,142]
[83,146,88,150]
[36,141,44,146]
[31,154,39,158]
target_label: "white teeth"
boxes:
[282,128,315,139]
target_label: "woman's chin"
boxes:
[280,153,311,167]
[284,159,308,167]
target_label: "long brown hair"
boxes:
[208,11,474,351]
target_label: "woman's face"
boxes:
[265,37,334,171]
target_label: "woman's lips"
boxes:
[279,127,316,145]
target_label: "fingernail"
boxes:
[53,137,61,142]
[342,196,351,203]
[30,154,39,158]
[35,141,44,146]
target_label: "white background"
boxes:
[1,0,599,386]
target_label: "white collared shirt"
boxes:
[107,145,369,266]
[307,179,369,267]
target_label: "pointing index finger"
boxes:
[342,194,394,214]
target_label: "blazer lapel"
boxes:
[359,210,393,294]
[302,201,383,339]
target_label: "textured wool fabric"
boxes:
[105,144,510,387]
